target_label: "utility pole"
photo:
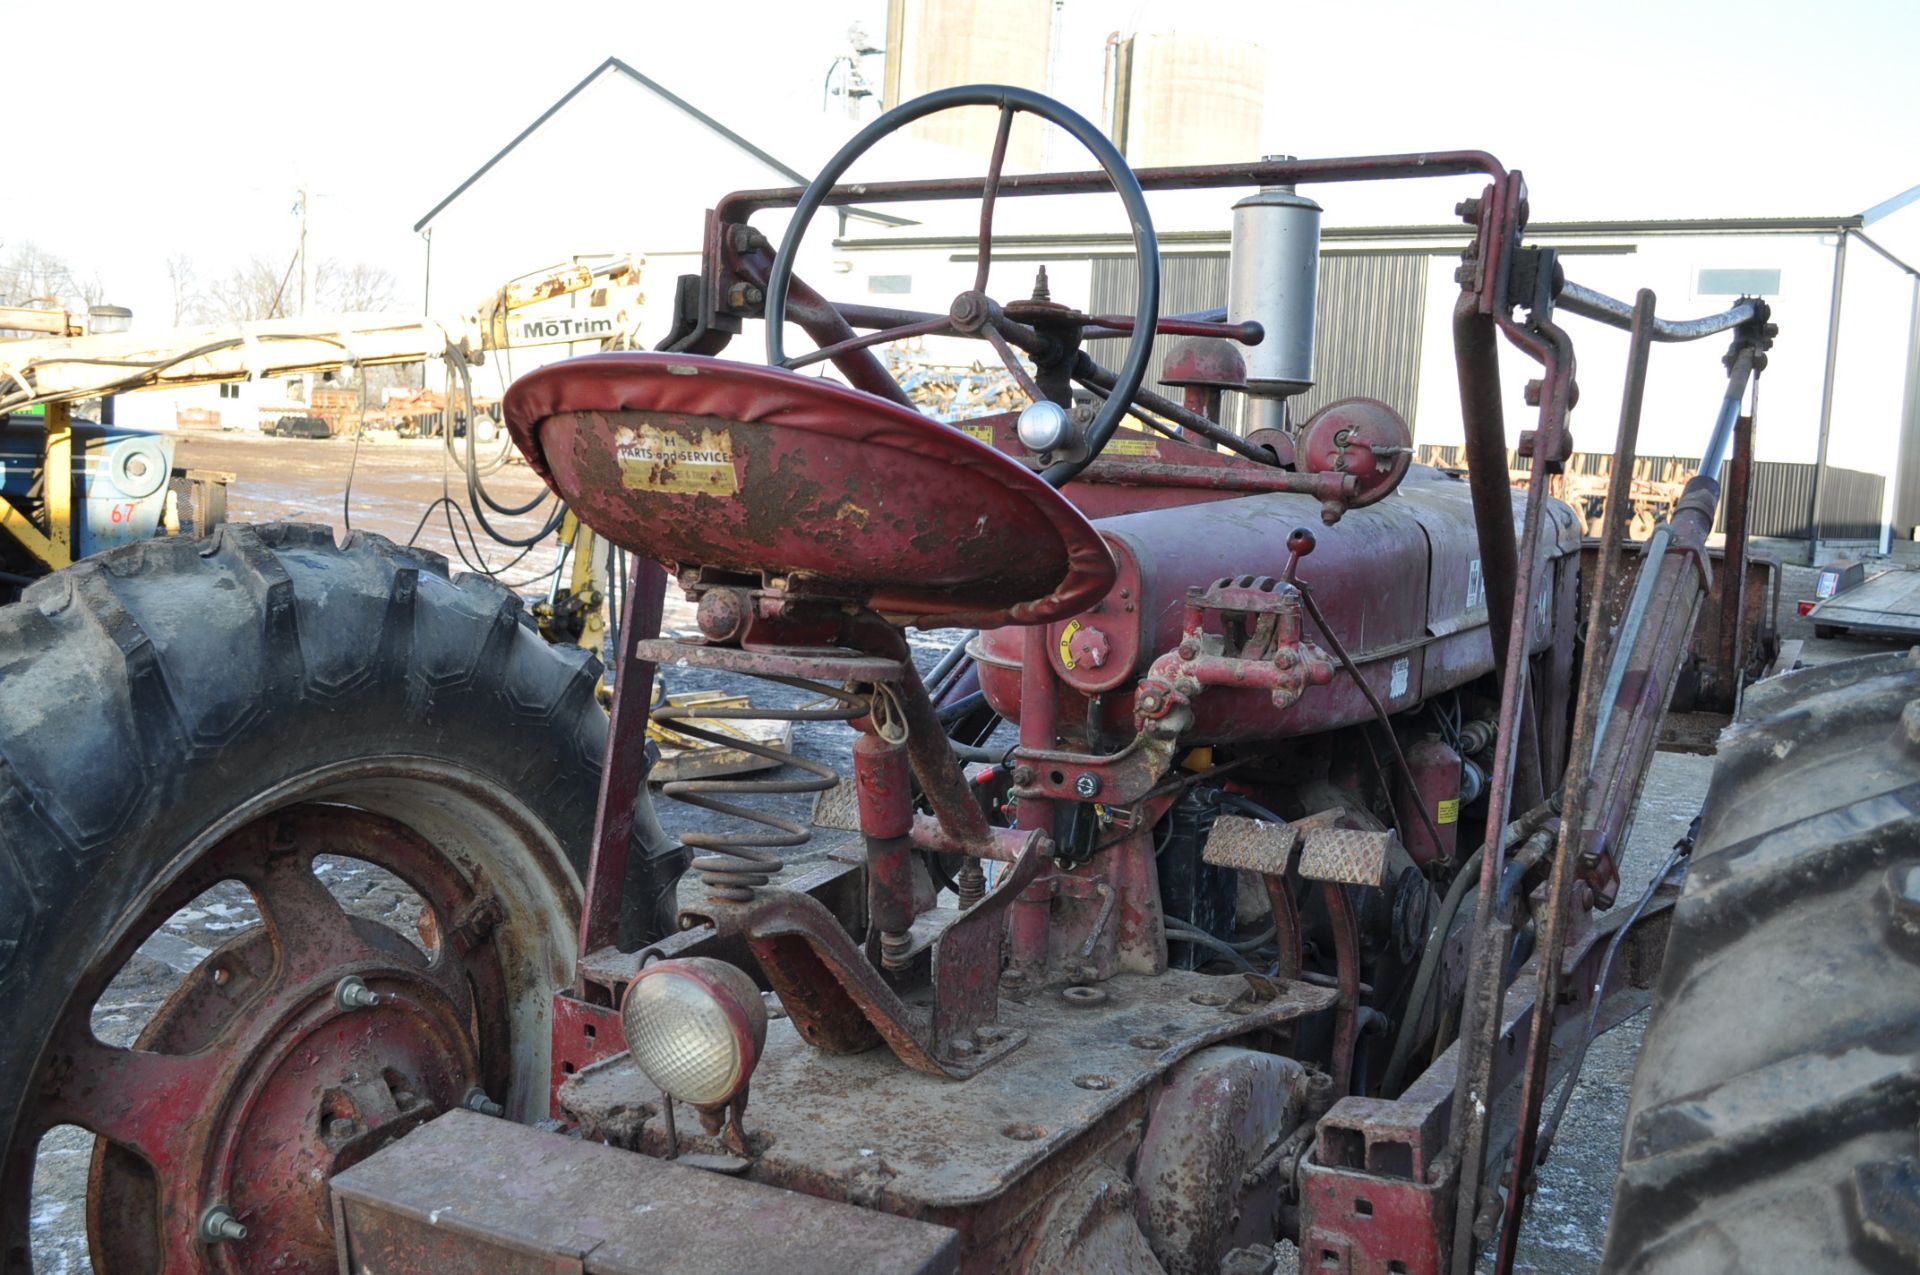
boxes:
[297,183,310,317]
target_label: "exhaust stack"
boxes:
[1228,158,1322,431]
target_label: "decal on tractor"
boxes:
[615,419,739,494]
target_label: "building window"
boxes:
[868,275,912,295]
[218,383,241,399]
[1697,268,1780,296]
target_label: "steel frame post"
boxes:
[1491,291,1655,1266]
[577,553,669,967]
[1808,229,1849,559]
[569,522,608,659]
[1445,171,1583,1270]
[46,399,73,568]
[1710,409,1757,708]
[1446,316,1573,1274]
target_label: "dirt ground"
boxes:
[23,433,1901,1270]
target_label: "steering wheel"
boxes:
[762,84,1160,488]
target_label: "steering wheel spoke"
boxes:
[983,325,1043,403]
[975,104,1017,295]
[763,84,1160,487]
[783,314,954,371]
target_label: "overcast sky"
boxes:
[9,0,1917,327]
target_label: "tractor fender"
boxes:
[1134,1045,1312,1274]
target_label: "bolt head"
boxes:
[1073,772,1102,799]
[199,1206,248,1243]
[334,975,380,1011]
[326,1116,359,1140]
[462,1087,506,1118]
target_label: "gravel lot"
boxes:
[21,433,1900,1269]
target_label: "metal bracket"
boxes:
[689,837,1046,1079]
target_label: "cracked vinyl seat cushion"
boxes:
[504,352,1116,628]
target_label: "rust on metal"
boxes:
[31,805,511,1270]
[810,775,864,832]
[579,554,669,959]
[1298,827,1395,888]
[561,969,1336,1256]
[1201,814,1300,876]
[331,1110,962,1273]
[1302,885,1676,1274]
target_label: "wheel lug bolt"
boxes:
[462,1087,505,1118]
[199,1205,247,1243]
[334,975,381,1010]
[327,1116,359,1140]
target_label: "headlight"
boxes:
[621,958,767,1107]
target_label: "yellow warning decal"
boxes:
[963,423,997,444]
[1058,618,1084,670]
[1104,437,1160,458]
[1437,798,1460,826]
[615,421,738,495]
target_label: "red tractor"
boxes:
[13,86,1901,1275]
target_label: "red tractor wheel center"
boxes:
[31,805,510,1272]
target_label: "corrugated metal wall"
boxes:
[1416,445,1887,541]
[1086,250,1429,432]
[1085,253,1233,419]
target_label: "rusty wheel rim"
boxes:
[25,803,522,1273]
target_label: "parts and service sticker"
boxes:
[615,420,738,495]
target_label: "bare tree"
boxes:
[0,241,92,310]
[314,259,397,313]
[198,254,396,323]
[165,254,203,324]
[200,255,295,322]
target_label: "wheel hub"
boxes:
[23,805,513,1273]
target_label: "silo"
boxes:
[884,0,1057,169]
[1111,30,1265,167]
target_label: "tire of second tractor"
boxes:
[0,523,646,1271]
[1600,648,1920,1274]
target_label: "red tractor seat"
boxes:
[503,353,1116,629]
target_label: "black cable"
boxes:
[341,370,370,532]
[454,361,562,544]
[1164,917,1257,972]
[1536,838,1690,1157]
[935,691,988,725]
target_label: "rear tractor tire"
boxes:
[1602,648,1920,1273]
[0,524,612,1273]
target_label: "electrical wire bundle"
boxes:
[342,343,569,591]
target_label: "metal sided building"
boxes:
[831,202,1920,562]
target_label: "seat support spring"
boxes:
[655,675,870,903]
